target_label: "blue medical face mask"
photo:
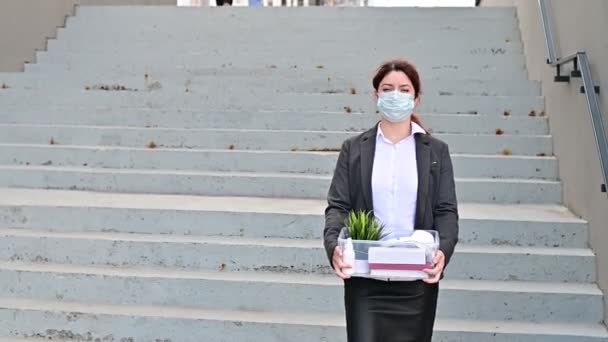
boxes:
[377,91,415,123]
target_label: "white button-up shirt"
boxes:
[372,122,426,240]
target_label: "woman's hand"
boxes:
[422,250,445,284]
[332,246,352,279]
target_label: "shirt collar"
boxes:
[377,121,426,141]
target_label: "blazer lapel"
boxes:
[414,133,431,229]
[360,124,378,211]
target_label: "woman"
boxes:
[323,59,459,342]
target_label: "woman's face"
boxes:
[374,70,420,108]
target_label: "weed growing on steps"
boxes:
[501,149,512,156]
[350,87,357,95]
[529,110,537,117]
[316,65,324,69]
[49,138,57,145]
[503,110,511,117]
[144,74,161,91]
[537,153,547,157]
[229,145,235,150]
[344,106,352,114]
[0,83,9,89]
[147,141,157,149]
[496,128,505,135]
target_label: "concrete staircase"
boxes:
[0,5,606,341]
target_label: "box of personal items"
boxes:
[338,211,439,281]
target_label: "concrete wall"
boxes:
[482,0,608,325]
[0,0,176,72]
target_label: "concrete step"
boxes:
[45,38,522,52]
[54,24,521,44]
[51,21,521,44]
[24,63,529,81]
[0,261,603,324]
[0,165,562,203]
[68,6,517,28]
[69,7,519,25]
[0,144,558,180]
[2,297,607,342]
[48,27,523,50]
[0,228,594,283]
[0,90,544,116]
[0,110,550,134]
[65,15,519,30]
[70,6,519,21]
[34,53,526,74]
[0,125,553,156]
[0,75,543,96]
[16,64,531,81]
[12,67,531,84]
[58,15,521,34]
[0,188,588,248]
[64,7,520,23]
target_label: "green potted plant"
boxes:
[343,210,385,274]
[345,210,385,241]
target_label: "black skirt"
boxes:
[344,277,439,342]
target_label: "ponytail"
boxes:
[411,113,429,134]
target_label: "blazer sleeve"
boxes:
[435,143,459,266]
[323,140,352,267]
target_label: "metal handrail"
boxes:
[538,0,608,193]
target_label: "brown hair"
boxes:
[373,59,426,131]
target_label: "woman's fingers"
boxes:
[333,262,351,279]
[423,272,441,284]
[333,246,351,279]
[423,250,445,283]
[334,267,351,279]
[422,265,443,283]
[423,264,441,276]
[333,256,351,270]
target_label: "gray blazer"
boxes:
[324,123,459,268]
